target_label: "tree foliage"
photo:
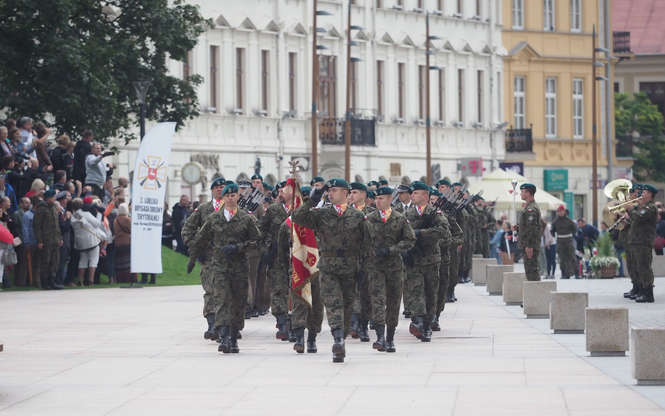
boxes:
[0,0,211,144]
[615,92,665,181]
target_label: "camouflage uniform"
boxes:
[351,204,375,339]
[459,207,472,280]
[259,202,290,319]
[440,215,463,313]
[551,215,577,278]
[627,201,657,290]
[33,200,62,288]
[481,208,493,258]
[245,203,266,314]
[448,211,465,298]
[519,201,542,281]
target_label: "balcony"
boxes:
[320,111,377,146]
[613,31,632,56]
[505,126,533,153]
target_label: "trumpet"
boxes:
[607,196,641,213]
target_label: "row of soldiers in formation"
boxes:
[181,174,503,363]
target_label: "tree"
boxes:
[615,92,665,181]
[0,0,211,144]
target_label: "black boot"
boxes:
[369,320,375,330]
[229,330,239,353]
[359,320,370,342]
[217,327,230,353]
[409,316,424,340]
[306,331,318,353]
[293,327,305,353]
[386,327,396,353]
[451,287,458,302]
[276,314,289,341]
[635,286,655,303]
[350,313,360,338]
[140,274,148,284]
[149,274,156,284]
[373,324,386,352]
[404,310,412,318]
[445,286,455,303]
[204,314,216,340]
[287,316,296,342]
[421,319,432,342]
[624,283,640,299]
[331,328,345,363]
[431,315,441,332]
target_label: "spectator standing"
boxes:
[543,222,556,279]
[0,126,14,158]
[71,198,107,286]
[56,192,73,287]
[0,174,18,212]
[489,219,504,263]
[50,135,72,175]
[11,197,28,286]
[84,143,114,200]
[499,221,516,264]
[17,117,36,159]
[113,203,134,283]
[162,202,173,248]
[32,122,53,175]
[21,198,38,287]
[33,190,64,289]
[171,194,191,255]
[575,218,599,252]
[72,130,93,183]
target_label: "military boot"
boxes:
[229,330,240,353]
[350,313,360,339]
[204,314,216,340]
[445,286,455,303]
[217,327,231,353]
[385,327,396,353]
[306,331,318,353]
[276,314,289,341]
[331,328,346,363]
[409,316,424,340]
[287,316,296,342]
[624,283,640,299]
[372,324,386,352]
[635,286,655,303]
[293,327,305,354]
[431,315,441,332]
[404,310,412,318]
[359,320,370,342]
[421,319,432,342]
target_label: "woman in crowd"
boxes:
[71,198,107,286]
[113,203,134,283]
[499,221,517,265]
[543,221,557,279]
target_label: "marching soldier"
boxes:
[367,186,416,352]
[182,176,226,340]
[518,183,542,281]
[404,181,448,342]
[292,178,371,363]
[625,184,658,303]
[550,205,577,279]
[394,185,413,213]
[189,183,261,354]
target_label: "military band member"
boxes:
[292,178,371,363]
[551,205,577,279]
[189,183,261,354]
[624,184,658,303]
[182,176,226,340]
[622,185,640,299]
[518,183,542,281]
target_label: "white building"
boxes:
[118,0,506,204]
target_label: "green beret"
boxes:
[276,180,287,190]
[310,176,324,185]
[263,183,274,191]
[350,182,367,192]
[520,183,537,194]
[300,186,311,195]
[452,182,462,187]
[367,190,376,199]
[367,180,379,187]
[327,178,349,189]
[436,179,451,187]
[378,179,389,186]
[431,189,442,197]
[210,177,226,189]
[225,180,234,185]
[44,189,56,199]
[411,181,430,192]
[376,186,393,196]
[251,174,263,181]
[643,184,658,195]
[222,183,238,195]
[397,184,412,194]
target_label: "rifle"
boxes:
[238,187,265,213]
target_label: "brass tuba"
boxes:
[602,179,633,231]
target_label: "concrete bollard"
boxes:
[550,292,588,334]
[471,258,497,286]
[585,308,629,356]
[522,281,557,318]
[503,272,526,305]
[631,328,665,385]
[486,264,513,295]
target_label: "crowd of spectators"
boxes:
[0,117,148,290]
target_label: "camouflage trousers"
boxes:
[246,249,260,310]
[291,275,324,333]
[481,234,490,258]
[370,266,403,329]
[352,270,371,322]
[212,264,248,332]
[448,245,460,291]
[556,238,576,278]
[629,245,654,287]
[38,244,60,288]
[524,247,541,281]
[270,263,289,318]
[625,247,635,284]
[436,260,450,316]
[200,263,216,317]
[405,263,440,321]
[319,258,357,335]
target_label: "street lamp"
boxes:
[134,80,151,141]
[511,178,518,224]
[425,12,440,185]
[344,1,363,181]
[311,3,332,177]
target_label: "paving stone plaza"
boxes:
[1,270,664,415]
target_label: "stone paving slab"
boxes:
[1,278,664,416]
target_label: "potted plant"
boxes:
[589,233,620,278]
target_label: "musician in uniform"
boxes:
[518,183,542,281]
[292,178,371,363]
[625,184,658,303]
[550,205,577,279]
[182,176,226,340]
[622,185,640,299]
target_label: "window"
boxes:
[513,76,525,128]
[418,65,426,119]
[261,50,269,112]
[183,50,193,79]
[570,0,582,32]
[209,46,218,110]
[417,0,423,9]
[396,0,403,6]
[476,0,481,16]
[288,52,297,112]
[512,0,524,29]
[235,48,245,109]
[573,78,584,138]
[545,77,557,137]
[457,0,463,14]
[497,71,502,121]
[377,60,384,117]
[458,68,464,123]
[437,0,444,11]
[438,69,445,122]
[398,63,405,119]
[544,0,555,31]
[319,55,337,117]
[477,70,484,123]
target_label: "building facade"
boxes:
[501,0,629,222]
[116,0,505,204]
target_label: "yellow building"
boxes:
[501,0,629,221]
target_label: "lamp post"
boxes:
[511,178,518,224]
[591,25,610,227]
[344,1,363,182]
[134,80,150,141]
[311,2,332,178]
[425,13,441,185]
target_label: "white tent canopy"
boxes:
[467,169,566,211]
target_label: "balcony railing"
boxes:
[505,126,533,153]
[613,31,631,54]
[320,111,377,146]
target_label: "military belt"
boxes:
[557,234,573,239]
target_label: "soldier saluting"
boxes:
[518,183,542,281]
[292,178,371,363]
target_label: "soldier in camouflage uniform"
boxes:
[244,177,267,319]
[258,181,291,340]
[550,205,577,279]
[292,178,371,363]
[349,182,375,342]
[367,186,416,352]
[34,190,64,289]
[460,191,474,283]
[404,181,448,342]
[621,185,640,299]
[189,183,261,354]
[518,183,542,281]
[625,184,658,303]
[446,183,465,302]
[182,177,226,340]
[481,200,493,258]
